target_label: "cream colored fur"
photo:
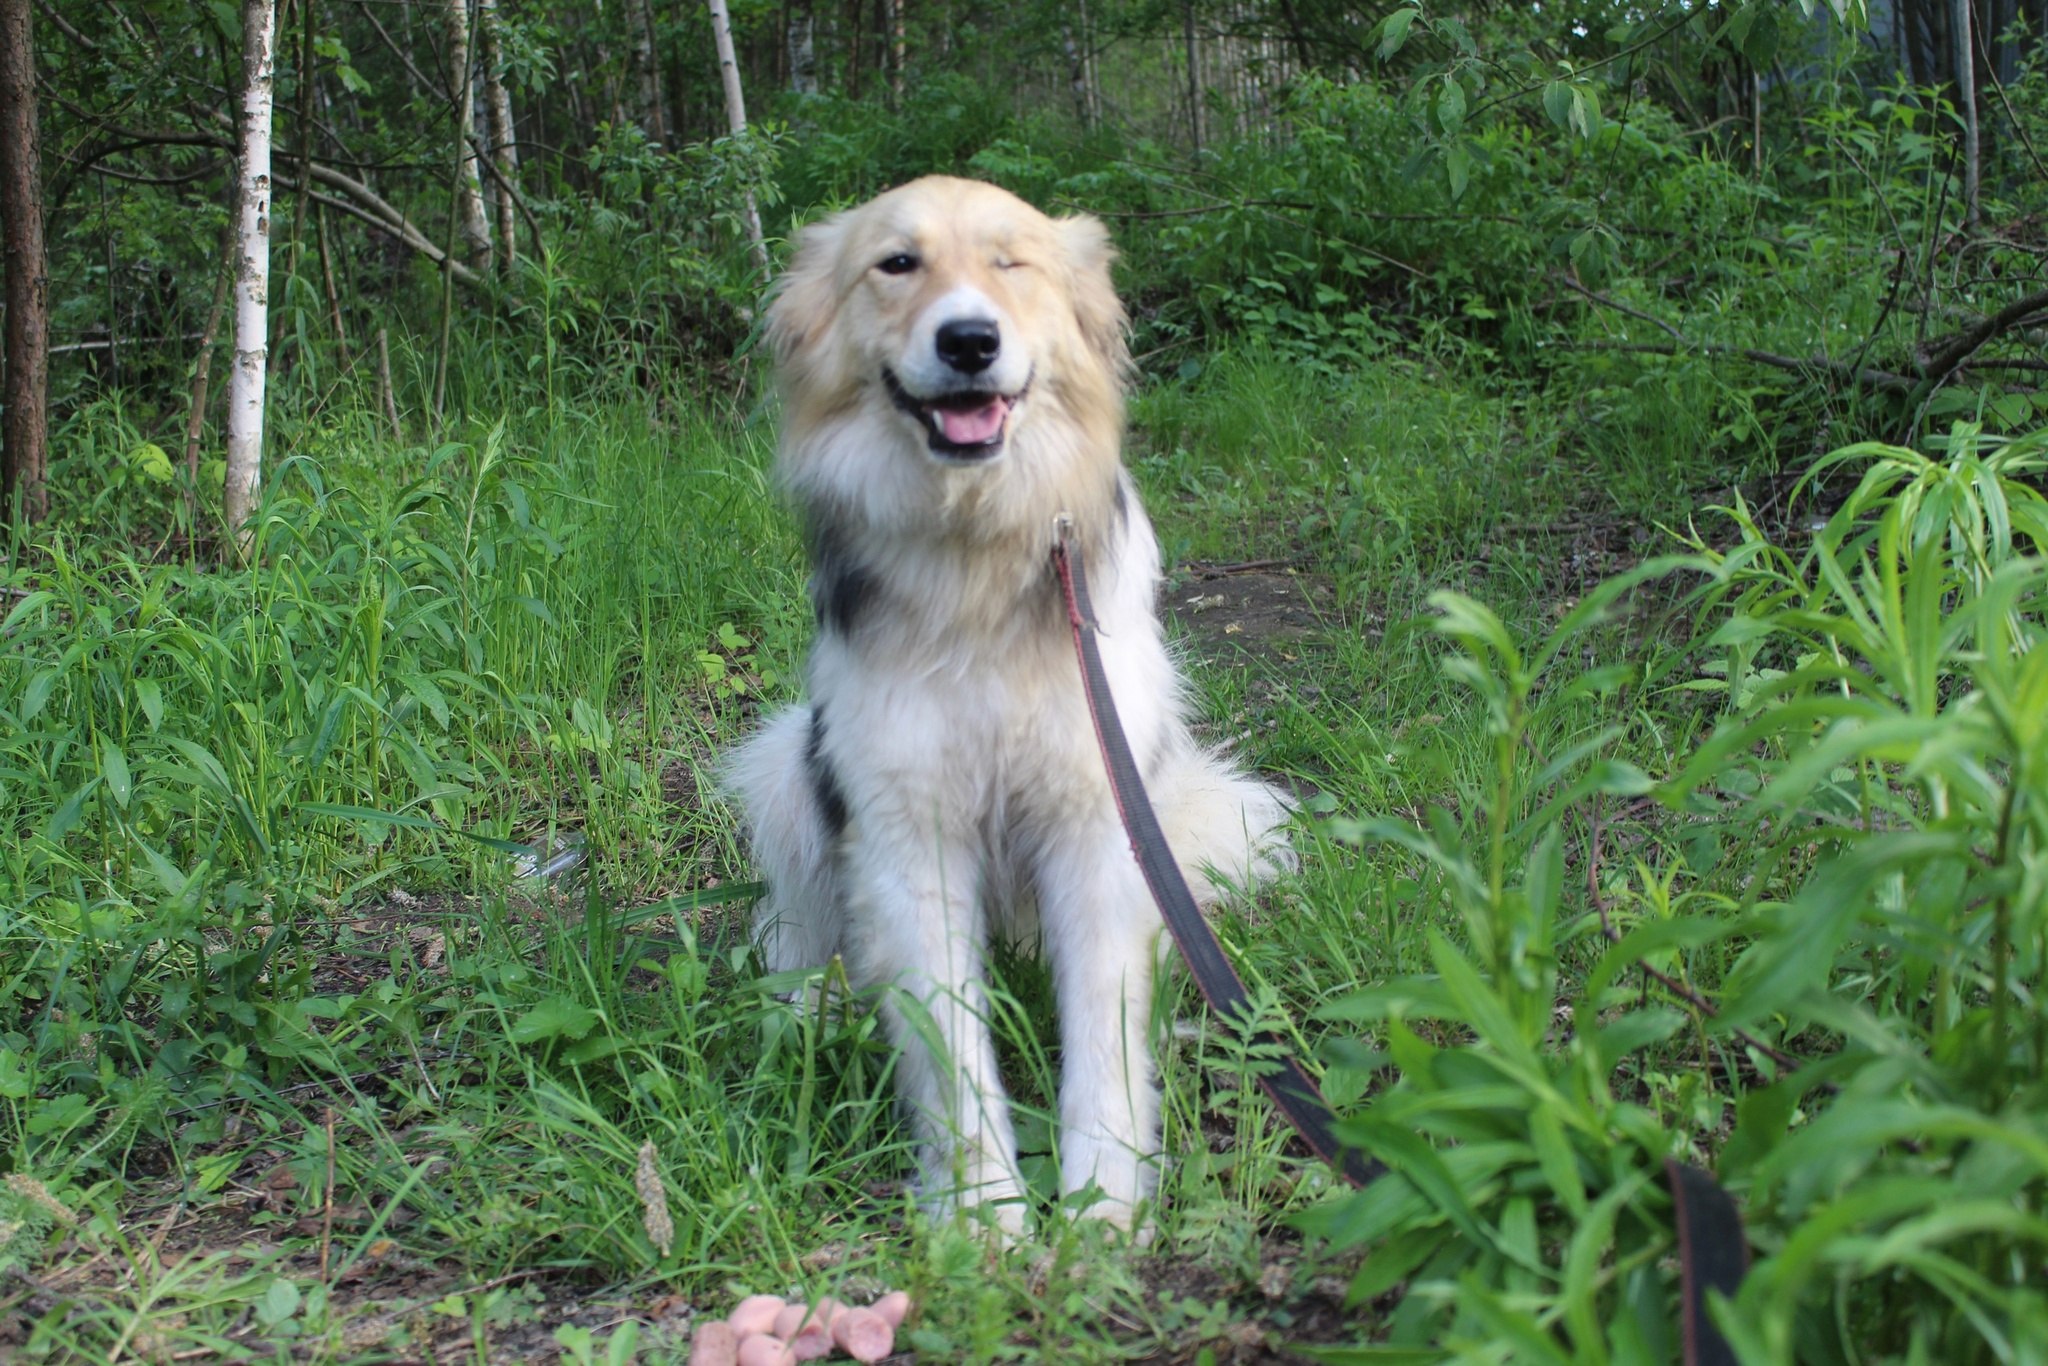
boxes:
[725,176,1292,1231]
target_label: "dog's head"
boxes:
[768,176,1126,467]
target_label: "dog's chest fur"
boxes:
[797,479,1162,859]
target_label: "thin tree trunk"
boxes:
[0,0,48,524]
[433,172,459,429]
[788,0,816,93]
[294,0,315,282]
[887,0,904,104]
[631,0,667,145]
[846,0,861,98]
[376,326,401,441]
[99,174,121,389]
[1955,0,1980,223]
[184,228,234,525]
[225,0,278,555]
[1063,24,1088,128]
[1751,66,1762,175]
[444,0,491,263]
[315,202,348,363]
[478,0,519,267]
[1183,2,1203,157]
[708,0,769,272]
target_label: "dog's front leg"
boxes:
[1038,819,1162,1228]
[845,830,1026,1234]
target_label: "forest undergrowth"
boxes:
[4,9,2048,1360]
[4,336,2044,1363]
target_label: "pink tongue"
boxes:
[936,399,1006,445]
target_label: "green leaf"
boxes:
[1445,142,1470,199]
[129,443,174,482]
[0,1049,32,1099]
[1318,976,1459,1024]
[21,668,60,723]
[134,678,164,731]
[1590,1009,1687,1072]
[1719,1079,1800,1181]
[1348,1225,1450,1304]
[510,996,601,1044]
[1570,86,1602,141]
[1740,9,1780,66]
[1437,77,1467,136]
[298,802,441,830]
[47,776,102,843]
[256,1278,302,1328]
[1,589,53,634]
[608,882,767,929]
[100,742,132,809]
[1719,831,1968,1031]
[399,672,451,729]
[1339,1114,1517,1266]
[1376,8,1418,60]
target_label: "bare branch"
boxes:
[271,167,484,291]
[1920,285,2048,390]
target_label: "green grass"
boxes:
[0,344,1546,1359]
[2,333,2043,1362]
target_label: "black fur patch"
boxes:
[807,523,878,637]
[1112,474,1130,526]
[805,710,850,837]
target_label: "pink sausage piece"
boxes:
[771,1303,809,1340]
[870,1291,911,1328]
[688,1320,740,1366]
[832,1307,895,1363]
[787,1325,833,1362]
[737,1335,797,1366]
[727,1295,786,1341]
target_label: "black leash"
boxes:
[1051,514,1383,1189]
[1049,515,1746,1358]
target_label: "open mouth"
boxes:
[883,368,1030,459]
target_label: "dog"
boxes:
[726,176,1292,1231]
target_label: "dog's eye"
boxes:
[876,253,919,275]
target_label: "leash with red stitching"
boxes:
[1049,514,1744,1364]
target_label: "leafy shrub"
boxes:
[1310,423,2048,1362]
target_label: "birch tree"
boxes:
[0,0,47,524]
[478,0,520,267]
[630,0,667,145]
[225,0,278,552]
[787,1,817,95]
[707,0,768,272]
[445,0,491,263]
[1955,0,1980,224]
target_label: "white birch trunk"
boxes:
[888,0,906,105]
[1955,0,1980,223]
[631,0,668,144]
[225,0,278,552]
[445,0,491,263]
[707,0,769,272]
[478,0,520,267]
[788,1,816,94]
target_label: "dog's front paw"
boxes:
[1059,1134,1156,1235]
[912,1153,1030,1241]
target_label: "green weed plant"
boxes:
[1308,423,2047,1362]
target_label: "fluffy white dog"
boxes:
[726,175,1292,1230]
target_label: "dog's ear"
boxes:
[767,211,848,360]
[1056,213,1129,375]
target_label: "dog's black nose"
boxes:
[935,318,1000,374]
